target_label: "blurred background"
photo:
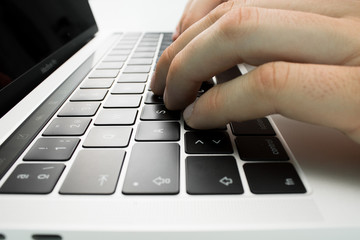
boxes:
[89,0,187,32]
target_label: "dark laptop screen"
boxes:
[0,0,98,117]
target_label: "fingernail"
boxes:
[183,101,195,122]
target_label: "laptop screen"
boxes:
[0,0,98,117]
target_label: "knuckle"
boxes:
[204,84,225,113]
[218,7,260,39]
[206,1,235,25]
[254,62,290,98]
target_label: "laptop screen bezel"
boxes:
[0,1,98,118]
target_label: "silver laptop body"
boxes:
[0,1,360,239]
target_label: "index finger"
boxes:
[160,7,359,110]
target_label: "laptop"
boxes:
[1,0,360,239]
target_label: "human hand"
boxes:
[151,0,360,143]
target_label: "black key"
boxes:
[111,83,145,94]
[117,73,148,83]
[135,122,180,141]
[184,122,226,131]
[122,143,179,194]
[95,109,137,125]
[89,69,120,78]
[80,79,114,89]
[24,138,80,161]
[70,89,108,101]
[197,80,214,97]
[140,104,180,120]
[0,164,65,194]
[186,156,243,194]
[215,65,242,84]
[235,136,289,161]
[144,91,164,104]
[231,118,276,136]
[60,150,125,195]
[104,95,142,108]
[58,102,100,117]
[43,117,91,136]
[83,127,132,148]
[185,132,233,154]
[244,163,306,194]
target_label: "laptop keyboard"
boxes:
[0,33,306,195]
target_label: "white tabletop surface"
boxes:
[89,0,188,32]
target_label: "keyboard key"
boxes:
[128,58,153,65]
[43,117,91,136]
[185,132,233,154]
[140,104,180,120]
[144,91,164,104]
[58,102,100,117]
[138,42,158,47]
[122,143,179,194]
[80,78,114,89]
[104,95,142,108]
[244,163,306,194]
[135,47,157,52]
[111,83,145,94]
[70,89,108,101]
[231,118,276,136]
[95,109,137,125]
[97,61,124,69]
[83,126,132,148]
[123,65,151,73]
[235,136,289,161]
[109,49,132,55]
[135,122,180,141]
[132,52,155,58]
[186,156,243,194]
[103,55,128,62]
[0,164,65,194]
[24,138,80,161]
[89,69,120,78]
[215,65,242,84]
[60,150,125,195]
[184,122,226,131]
[117,73,148,83]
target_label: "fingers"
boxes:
[150,0,237,95]
[172,0,227,40]
[173,0,360,40]
[159,7,360,110]
[183,62,360,144]
[241,0,360,19]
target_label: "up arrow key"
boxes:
[195,140,204,145]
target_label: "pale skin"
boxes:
[150,0,360,144]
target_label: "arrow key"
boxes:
[186,156,243,194]
[185,132,233,154]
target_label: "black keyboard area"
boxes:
[0,33,306,195]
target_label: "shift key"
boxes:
[60,150,125,195]
[122,143,180,195]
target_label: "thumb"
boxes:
[183,62,360,143]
